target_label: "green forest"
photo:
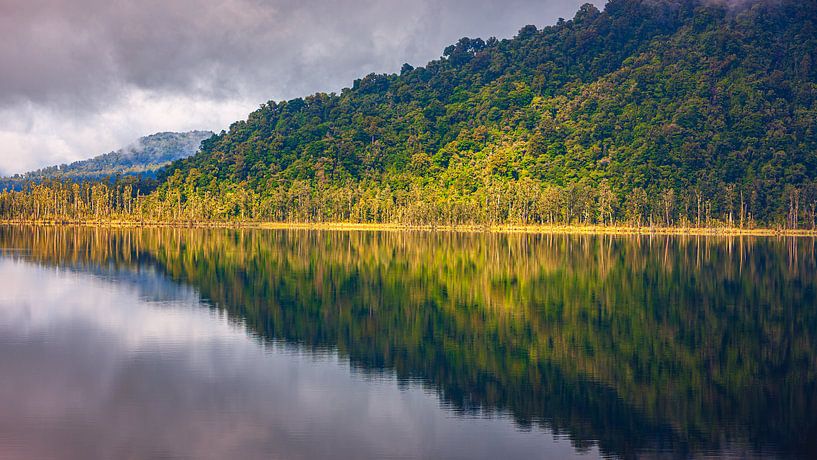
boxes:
[2,0,817,228]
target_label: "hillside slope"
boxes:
[154,0,816,227]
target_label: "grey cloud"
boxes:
[1,0,599,110]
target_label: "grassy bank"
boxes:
[1,219,816,237]
[259,222,817,237]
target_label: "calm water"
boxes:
[0,226,815,459]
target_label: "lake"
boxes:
[0,226,815,459]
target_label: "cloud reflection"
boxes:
[0,258,596,460]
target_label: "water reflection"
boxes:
[0,258,592,460]
[0,226,816,459]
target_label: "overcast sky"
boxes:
[0,0,601,175]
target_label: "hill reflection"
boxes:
[2,225,816,458]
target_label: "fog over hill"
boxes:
[2,131,213,187]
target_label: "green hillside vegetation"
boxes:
[2,0,817,228]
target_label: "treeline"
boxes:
[2,175,816,229]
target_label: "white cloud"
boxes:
[0,91,254,175]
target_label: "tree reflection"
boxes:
[2,225,816,458]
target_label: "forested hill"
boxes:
[157,0,817,226]
[2,130,213,187]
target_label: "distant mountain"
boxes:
[2,130,213,187]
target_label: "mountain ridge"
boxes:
[2,130,213,187]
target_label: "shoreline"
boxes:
[1,220,816,237]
